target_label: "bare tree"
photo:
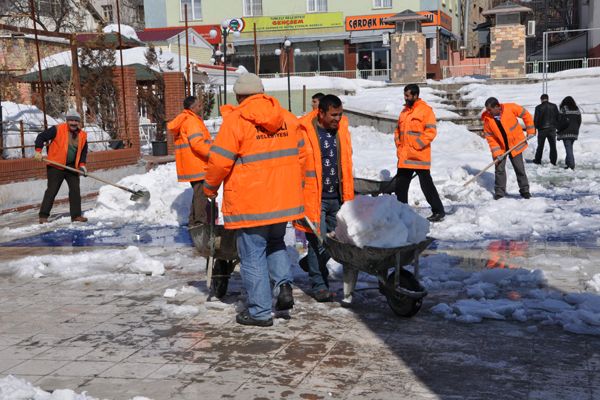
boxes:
[4,0,87,33]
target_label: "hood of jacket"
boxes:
[237,94,285,134]
[167,110,197,138]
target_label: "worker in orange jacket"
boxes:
[395,84,445,222]
[293,95,354,302]
[482,97,536,200]
[34,109,88,224]
[167,96,213,227]
[203,73,306,327]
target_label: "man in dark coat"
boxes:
[533,94,560,165]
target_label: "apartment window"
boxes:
[307,0,327,13]
[243,0,262,16]
[102,4,114,23]
[36,0,55,16]
[373,0,391,8]
[180,0,201,21]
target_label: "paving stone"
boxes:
[5,359,68,376]
[52,360,115,377]
[98,362,164,379]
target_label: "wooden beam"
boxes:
[0,23,72,39]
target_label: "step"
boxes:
[452,107,482,117]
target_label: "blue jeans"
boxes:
[563,139,575,169]
[305,198,341,291]
[236,222,293,320]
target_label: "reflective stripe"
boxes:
[509,122,519,131]
[491,146,501,152]
[178,172,205,180]
[514,143,527,151]
[224,206,304,224]
[404,160,430,166]
[188,133,204,141]
[211,145,237,161]
[416,138,426,148]
[425,124,437,129]
[519,108,526,118]
[175,143,190,150]
[204,139,213,144]
[298,139,305,148]
[237,148,298,164]
[306,170,317,178]
[525,125,535,130]
[204,182,219,191]
[483,131,493,137]
[407,131,421,136]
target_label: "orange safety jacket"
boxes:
[203,94,306,229]
[481,103,536,160]
[395,99,437,170]
[35,123,87,169]
[293,110,354,235]
[167,109,213,182]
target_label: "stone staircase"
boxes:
[433,83,484,136]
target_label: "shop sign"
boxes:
[242,12,343,32]
[345,11,452,32]
[417,11,453,31]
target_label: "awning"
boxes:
[233,32,349,46]
[349,29,395,44]
[422,26,458,40]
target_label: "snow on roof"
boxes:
[103,24,139,41]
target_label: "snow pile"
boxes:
[588,274,600,292]
[262,75,385,93]
[0,375,152,400]
[87,163,191,226]
[4,246,164,278]
[422,256,600,335]
[103,24,140,41]
[334,195,429,248]
[157,301,200,318]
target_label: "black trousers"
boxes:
[395,168,445,214]
[534,128,557,165]
[39,166,81,218]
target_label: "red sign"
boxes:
[345,11,453,32]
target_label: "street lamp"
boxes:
[210,20,240,105]
[275,39,300,112]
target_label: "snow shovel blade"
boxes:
[130,189,150,203]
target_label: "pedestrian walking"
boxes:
[533,94,559,165]
[167,96,213,227]
[294,95,354,302]
[34,109,88,224]
[557,96,582,170]
[394,83,445,222]
[203,73,306,327]
[481,97,536,200]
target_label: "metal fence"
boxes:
[258,69,390,81]
[526,57,600,74]
[442,64,491,79]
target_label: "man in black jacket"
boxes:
[533,94,559,165]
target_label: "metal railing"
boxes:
[442,64,491,79]
[258,69,391,81]
[526,57,600,74]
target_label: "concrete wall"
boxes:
[144,0,168,27]
[343,106,397,135]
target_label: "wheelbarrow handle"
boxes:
[303,217,324,246]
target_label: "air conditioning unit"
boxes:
[527,20,536,37]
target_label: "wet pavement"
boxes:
[1,202,600,400]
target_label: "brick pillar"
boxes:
[112,67,140,154]
[490,25,526,79]
[390,32,426,83]
[163,72,186,155]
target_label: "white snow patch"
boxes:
[103,24,139,40]
[262,75,385,93]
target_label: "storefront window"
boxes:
[294,41,344,72]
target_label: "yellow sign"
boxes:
[242,12,343,32]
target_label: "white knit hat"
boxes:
[233,73,264,95]
[65,109,81,122]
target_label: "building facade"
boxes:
[143,0,463,78]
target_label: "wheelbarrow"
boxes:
[187,200,238,299]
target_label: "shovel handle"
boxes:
[303,217,324,246]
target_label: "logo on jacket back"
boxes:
[256,123,289,140]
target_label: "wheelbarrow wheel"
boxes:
[381,269,423,318]
[211,259,233,299]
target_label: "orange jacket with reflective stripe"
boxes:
[167,110,212,182]
[203,94,306,229]
[292,110,354,235]
[481,103,535,160]
[36,123,87,169]
[395,99,437,170]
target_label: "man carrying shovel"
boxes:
[481,97,536,200]
[34,109,88,224]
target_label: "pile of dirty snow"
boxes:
[334,195,429,248]
[0,375,151,400]
[4,246,164,278]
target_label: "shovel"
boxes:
[43,158,151,204]
[446,136,533,201]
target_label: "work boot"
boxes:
[427,212,445,222]
[275,283,294,311]
[39,217,48,224]
[313,289,333,302]
[520,192,531,199]
[71,216,88,223]
[493,194,504,200]
[235,310,273,327]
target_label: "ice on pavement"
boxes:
[4,246,164,278]
[0,374,152,400]
[335,195,429,248]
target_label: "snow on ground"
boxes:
[335,194,429,248]
[427,76,487,84]
[2,246,164,279]
[0,375,151,400]
[341,85,460,119]
[262,75,386,93]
